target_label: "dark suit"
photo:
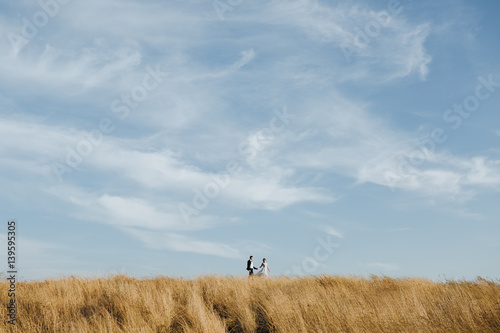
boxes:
[247,259,256,276]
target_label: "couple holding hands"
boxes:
[246,255,270,277]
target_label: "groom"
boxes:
[246,255,258,276]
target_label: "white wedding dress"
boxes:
[255,262,269,277]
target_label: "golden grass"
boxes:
[1,275,499,332]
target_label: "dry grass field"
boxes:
[1,275,499,332]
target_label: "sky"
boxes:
[0,0,499,281]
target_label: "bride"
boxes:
[255,258,270,277]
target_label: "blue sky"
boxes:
[1,0,499,281]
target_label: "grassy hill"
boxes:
[1,275,499,332]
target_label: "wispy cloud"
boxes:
[122,228,242,259]
[262,0,432,82]
[317,225,344,238]
[276,94,500,201]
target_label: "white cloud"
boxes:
[97,195,193,230]
[263,0,432,82]
[0,114,338,243]
[228,48,255,72]
[317,225,344,238]
[0,41,142,95]
[84,139,337,210]
[225,173,336,210]
[122,228,242,259]
[46,185,214,231]
[274,93,500,201]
